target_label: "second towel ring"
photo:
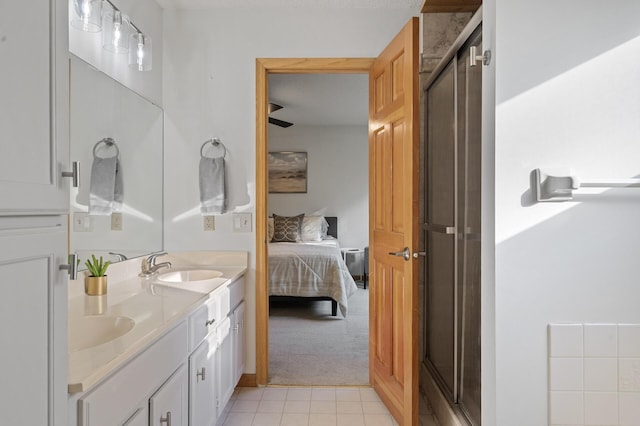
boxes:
[200,138,227,159]
[93,137,119,158]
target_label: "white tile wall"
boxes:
[548,323,640,426]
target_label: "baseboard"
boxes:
[420,365,464,426]
[238,374,257,387]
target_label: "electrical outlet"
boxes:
[203,216,215,231]
[111,212,123,231]
[233,212,252,232]
[73,212,92,232]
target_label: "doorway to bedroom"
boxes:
[256,59,371,385]
[265,72,371,386]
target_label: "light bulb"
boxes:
[71,0,102,33]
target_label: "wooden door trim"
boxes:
[255,57,375,385]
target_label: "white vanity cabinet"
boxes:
[216,316,235,414]
[0,0,69,213]
[72,272,246,426]
[123,407,149,426]
[0,216,68,426]
[77,321,189,426]
[232,301,246,384]
[0,0,70,425]
[189,275,245,425]
[189,332,218,426]
[150,364,189,426]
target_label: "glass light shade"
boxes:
[128,33,152,71]
[102,10,131,53]
[70,0,103,33]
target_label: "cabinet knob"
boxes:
[205,318,216,326]
[196,367,206,381]
[160,411,171,425]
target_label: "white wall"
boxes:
[268,125,369,249]
[162,7,417,375]
[68,0,163,105]
[488,1,640,423]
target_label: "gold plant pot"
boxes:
[85,275,107,296]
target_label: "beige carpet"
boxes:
[268,287,369,386]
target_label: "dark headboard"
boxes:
[325,216,337,238]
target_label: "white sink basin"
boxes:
[157,269,223,284]
[69,316,135,352]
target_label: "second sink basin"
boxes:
[157,269,223,284]
[69,315,135,352]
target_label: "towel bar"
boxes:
[533,168,640,201]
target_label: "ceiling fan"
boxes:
[268,103,294,128]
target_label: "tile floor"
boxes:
[217,386,401,426]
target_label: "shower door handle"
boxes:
[424,223,456,234]
[388,247,411,261]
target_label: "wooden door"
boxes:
[368,18,419,426]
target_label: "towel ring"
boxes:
[93,138,119,158]
[200,138,227,159]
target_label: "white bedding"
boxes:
[268,239,358,317]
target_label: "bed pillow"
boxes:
[272,214,304,242]
[301,216,326,241]
[268,217,274,241]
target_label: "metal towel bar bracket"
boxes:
[93,137,119,158]
[533,168,640,202]
[200,137,227,159]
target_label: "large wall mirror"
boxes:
[70,55,163,268]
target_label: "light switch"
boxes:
[73,212,93,232]
[233,213,252,232]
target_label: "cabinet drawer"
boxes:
[189,296,219,350]
[228,275,245,310]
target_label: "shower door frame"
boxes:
[421,12,483,426]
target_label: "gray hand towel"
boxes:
[89,156,123,215]
[199,156,227,215]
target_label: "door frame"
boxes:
[255,58,375,385]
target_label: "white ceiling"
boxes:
[156,0,420,9]
[269,74,368,127]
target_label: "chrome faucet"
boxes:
[109,252,128,261]
[139,252,172,277]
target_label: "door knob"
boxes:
[388,247,410,261]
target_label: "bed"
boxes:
[268,216,358,317]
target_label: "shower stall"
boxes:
[422,18,482,426]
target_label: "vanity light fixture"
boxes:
[70,0,102,33]
[70,0,152,71]
[128,31,152,71]
[102,9,130,53]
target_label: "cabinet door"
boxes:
[0,216,68,426]
[232,301,246,384]
[150,364,188,426]
[123,406,148,426]
[216,317,234,415]
[189,334,217,426]
[0,0,69,214]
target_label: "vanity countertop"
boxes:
[67,251,248,394]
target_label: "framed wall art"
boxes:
[268,151,307,193]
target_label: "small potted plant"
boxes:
[84,254,111,296]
